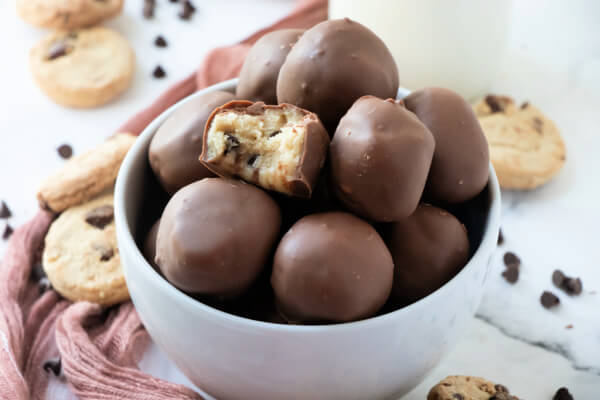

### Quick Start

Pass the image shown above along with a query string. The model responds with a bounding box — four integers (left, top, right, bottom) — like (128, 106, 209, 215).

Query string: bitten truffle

(200, 101, 330, 197)
(271, 212, 394, 323)
(156, 178, 281, 298)
(276, 18, 399, 130)
(149, 90, 236, 194)
(236, 29, 305, 104)
(404, 88, 490, 203)
(384, 203, 469, 304)
(329, 96, 435, 221)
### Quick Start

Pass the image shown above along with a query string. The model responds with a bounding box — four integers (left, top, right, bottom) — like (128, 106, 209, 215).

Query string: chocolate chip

(520, 101, 529, 109)
(57, 144, 73, 159)
(497, 229, 504, 245)
(143, 0, 155, 18)
(541, 291, 560, 309)
(503, 251, 520, 269)
(178, 0, 196, 20)
(451, 394, 464, 400)
(169, 0, 178, 2)
(502, 266, 519, 284)
(43, 357, 61, 377)
(442, 383, 452, 387)
(553, 269, 566, 286)
(39, 277, 52, 294)
(490, 393, 516, 400)
(85, 205, 114, 229)
(485, 95, 504, 113)
(3, 224, 13, 240)
(0, 201, 11, 219)
(247, 155, 258, 166)
(553, 269, 583, 296)
(47, 41, 70, 60)
(153, 65, 166, 79)
(553, 387, 574, 400)
(494, 384, 509, 393)
(154, 35, 168, 48)
(270, 130, 282, 137)
(93, 244, 115, 261)
(533, 117, 544, 134)
(224, 134, 240, 154)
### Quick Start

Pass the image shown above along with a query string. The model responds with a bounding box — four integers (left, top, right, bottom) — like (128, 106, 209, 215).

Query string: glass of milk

(329, 0, 511, 100)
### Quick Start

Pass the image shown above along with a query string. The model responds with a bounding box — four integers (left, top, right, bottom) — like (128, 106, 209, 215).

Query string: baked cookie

(37, 133, 135, 213)
(30, 27, 135, 108)
(428, 375, 519, 400)
(474, 95, 566, 189)
(43, 192, 129, 306)
(17, 0, 124, 30)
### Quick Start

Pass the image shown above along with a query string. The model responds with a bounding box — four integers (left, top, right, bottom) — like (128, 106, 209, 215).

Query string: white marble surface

(1, 0, 600, 398)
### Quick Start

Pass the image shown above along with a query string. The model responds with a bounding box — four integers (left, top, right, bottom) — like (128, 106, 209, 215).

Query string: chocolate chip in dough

(43, 357, 61, 377)
(485, 95, 505, 113)
(451, 394, 464, 400)
(224, 134, 240, 154)
(178, 0, 196, 20)
(553, 387, 574, 400)
(93, 243, 115, 261)
(494, 384, 509, 393)
(57, 144, 73, 159)
(247, 154, 258, 166)
(154, 35, 168, 48)
(0, 201, 11, 219)
(541, 291, 560, 309)
(520, 101, 529, 109)
(85, 205, 114, 229)
(47, 41, 71, 60)
(153, 65, 166, 79)
(2, 224, 13, 240)
(503, 251, 520, 269)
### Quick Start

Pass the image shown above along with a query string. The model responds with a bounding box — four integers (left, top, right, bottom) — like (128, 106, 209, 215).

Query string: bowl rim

(115, 78, 502, 333)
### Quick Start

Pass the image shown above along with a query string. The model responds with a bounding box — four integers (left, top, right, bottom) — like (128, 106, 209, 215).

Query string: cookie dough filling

(202, 101, 329, 197)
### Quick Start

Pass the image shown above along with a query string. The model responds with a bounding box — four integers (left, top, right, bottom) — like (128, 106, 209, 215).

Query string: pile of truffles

(144, 18, 490, 324)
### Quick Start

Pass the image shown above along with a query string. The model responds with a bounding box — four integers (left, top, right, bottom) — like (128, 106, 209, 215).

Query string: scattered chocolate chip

(247, 154, 258, 166)
(541, 291, 560, 309)
(154, 35, 168, 48)
(553, 387, 574, 400)
(57, 144, 73, 159)
(38, 277, 52, 294)
(3, 224, 13, 240)
(451, 394, 464, 400)
(270, 130, 282, 137)
(143, 0, 155, 18)
(224, 134, 240, 154)
(0, 201, 11, 219)
(520, 101, 529, 109)
(494, 384, 509, 393)
(503, 251, 520, 269)
(565, 324, 573, 329)
(93, 243, 115, 261)
(153, 65, 166, 79)
(47, 41, 70, 60)
(43, 357, 61, 377)
(485, 95, 504, 113)
(497, 229, 504, 245)
(85, 205, 114, 229)
(502, 266, 519, 284)
(490, 393, 516, 400)
(553, 269, 583, 295)
(169, 0, 178, 2)
(178, 0, 196, 20)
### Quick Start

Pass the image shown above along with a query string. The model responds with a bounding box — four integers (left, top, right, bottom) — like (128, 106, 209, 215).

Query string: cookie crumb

(565, 324, 573, 329)
(43, 357, 61, 377)
(57, 144, 73, 159)
(553, 387, 573, 400)
(3, 224, 13, 240)
(0, 201, 11, 219)
(154, 35, 168, 48)
(153, 65, 166, 79)
(541, 291, 560, 309)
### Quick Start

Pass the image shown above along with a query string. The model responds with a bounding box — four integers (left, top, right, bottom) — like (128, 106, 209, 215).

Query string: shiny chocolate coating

(156, 178, 281, 298)
(276, 19, 399, 130)
(237, 29, 305, 104)
(384, 203, 469, 304)
(330, 96, 435, 222)
(271, 212, 393, 323)
(149, 90, 236, 194)
(143, 219, 160, 271)
(404, 88, 489, 203)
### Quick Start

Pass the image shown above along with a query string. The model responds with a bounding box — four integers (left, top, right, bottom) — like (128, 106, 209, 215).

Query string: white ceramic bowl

(115, 79, 501, 400)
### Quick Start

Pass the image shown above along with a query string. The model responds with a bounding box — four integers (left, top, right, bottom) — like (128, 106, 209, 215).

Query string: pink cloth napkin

(0, 1, 326, 399)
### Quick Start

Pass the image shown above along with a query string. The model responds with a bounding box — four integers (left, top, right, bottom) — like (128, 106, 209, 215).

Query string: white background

(1, 0, 600, 399)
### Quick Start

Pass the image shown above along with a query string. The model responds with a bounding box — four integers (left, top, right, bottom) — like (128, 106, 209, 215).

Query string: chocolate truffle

(329, 96, 435, 222)
(236, 29, 305, 104)
(271, 212, 393, 323)
(276, 18, 399, 130)
(201, 101, 329, 197)
(143, 219, 160, 271)
(149, 90, 236, 194)
(156, 178, 281, 298)
(384, 203, 469, 304)
(404, 88, 489, 203)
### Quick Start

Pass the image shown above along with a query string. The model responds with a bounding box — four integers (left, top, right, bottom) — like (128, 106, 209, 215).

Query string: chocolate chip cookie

(428, 375, 519, 400)
(42, 191, 129, 306)
(17, 0, 124, 30)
